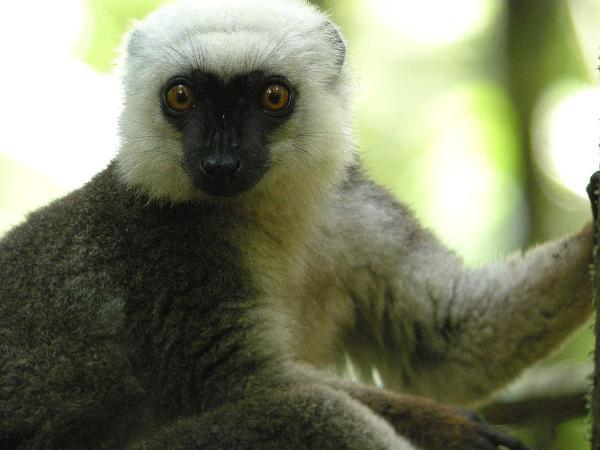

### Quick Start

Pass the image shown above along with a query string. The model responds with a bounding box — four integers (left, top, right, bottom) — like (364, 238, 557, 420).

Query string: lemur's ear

(125, 26, 145, 57)
(323, 21, 346, 69)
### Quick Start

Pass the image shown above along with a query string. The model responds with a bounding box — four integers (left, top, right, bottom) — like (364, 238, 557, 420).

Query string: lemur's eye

(260, 83, 291, 113)
(165, 83, 195, 113)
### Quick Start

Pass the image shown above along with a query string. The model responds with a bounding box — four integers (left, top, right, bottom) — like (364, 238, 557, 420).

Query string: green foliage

(79, 0, 170, 72)
(0, 155, 67, 236)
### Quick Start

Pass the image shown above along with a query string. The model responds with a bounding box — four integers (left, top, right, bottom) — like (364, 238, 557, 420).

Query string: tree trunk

(593, 216, 600, 448)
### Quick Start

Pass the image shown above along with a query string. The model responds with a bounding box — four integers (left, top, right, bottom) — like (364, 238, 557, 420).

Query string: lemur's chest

(110, 208, 264, 415)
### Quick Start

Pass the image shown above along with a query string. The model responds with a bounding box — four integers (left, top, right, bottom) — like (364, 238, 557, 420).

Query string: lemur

(0, 0, 595, 448)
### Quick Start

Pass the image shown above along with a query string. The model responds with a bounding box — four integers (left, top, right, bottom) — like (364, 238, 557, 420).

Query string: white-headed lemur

(0, 0, 595, 449)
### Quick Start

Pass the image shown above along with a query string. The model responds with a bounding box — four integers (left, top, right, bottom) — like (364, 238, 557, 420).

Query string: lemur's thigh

(0, 337, 145, 449)
(128, 384, 416, 450)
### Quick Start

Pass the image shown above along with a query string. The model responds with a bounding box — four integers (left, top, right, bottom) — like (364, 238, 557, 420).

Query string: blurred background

(0, 0, 598, 448)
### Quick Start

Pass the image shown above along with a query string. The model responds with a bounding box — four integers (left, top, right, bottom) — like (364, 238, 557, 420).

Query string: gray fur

(296, 170, 593, 404)
(0, 0, 593, 448)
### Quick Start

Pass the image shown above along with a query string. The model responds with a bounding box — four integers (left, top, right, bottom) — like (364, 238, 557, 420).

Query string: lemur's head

(117, 0, 355, 204)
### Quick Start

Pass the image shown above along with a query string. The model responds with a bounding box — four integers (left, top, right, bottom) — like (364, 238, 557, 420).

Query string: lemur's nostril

(201, 158, 241, 178)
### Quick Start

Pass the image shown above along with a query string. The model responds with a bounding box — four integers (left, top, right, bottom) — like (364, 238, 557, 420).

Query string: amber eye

(165, 83, 195, 113)
(260, 83, 291, 113)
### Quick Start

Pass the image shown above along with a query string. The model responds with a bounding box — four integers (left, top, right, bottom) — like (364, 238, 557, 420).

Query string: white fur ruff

(117, 0, 355, 206)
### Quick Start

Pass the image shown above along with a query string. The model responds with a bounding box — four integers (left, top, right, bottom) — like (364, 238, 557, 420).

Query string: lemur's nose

(201, 158, 241, 179)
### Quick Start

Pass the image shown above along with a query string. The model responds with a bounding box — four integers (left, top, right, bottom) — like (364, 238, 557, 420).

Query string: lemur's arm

(322, 171, 593, 405)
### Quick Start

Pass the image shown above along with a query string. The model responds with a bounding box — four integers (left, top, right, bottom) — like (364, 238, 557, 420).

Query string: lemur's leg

(127, 384, 416, 450)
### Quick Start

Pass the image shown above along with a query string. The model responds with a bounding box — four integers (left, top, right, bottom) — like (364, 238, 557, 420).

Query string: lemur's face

(117, 0, 354, 203)
(159, 71, 294, 197)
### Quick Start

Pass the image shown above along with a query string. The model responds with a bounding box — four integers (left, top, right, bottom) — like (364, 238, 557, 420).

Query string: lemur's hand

(455, 409, 528, 450)
(587, 171, 599, 221)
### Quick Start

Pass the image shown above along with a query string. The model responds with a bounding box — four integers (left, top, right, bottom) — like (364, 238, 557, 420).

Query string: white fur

(117, 0, 354, 207)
